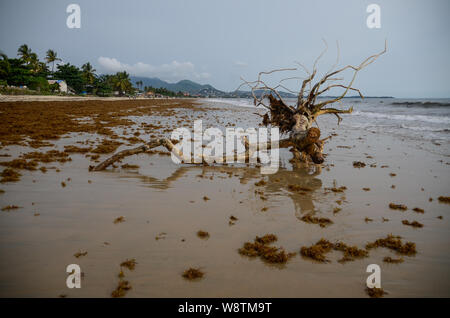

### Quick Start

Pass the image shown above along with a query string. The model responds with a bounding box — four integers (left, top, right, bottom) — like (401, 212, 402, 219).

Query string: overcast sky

(1, 0, 449, 97)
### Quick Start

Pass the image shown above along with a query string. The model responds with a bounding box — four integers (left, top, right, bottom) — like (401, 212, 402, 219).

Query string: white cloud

(97, 57, 210, 82)
(234, 61, 248, 67)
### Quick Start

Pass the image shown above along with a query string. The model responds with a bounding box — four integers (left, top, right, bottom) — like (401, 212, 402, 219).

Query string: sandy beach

(0, 96, 449, 297)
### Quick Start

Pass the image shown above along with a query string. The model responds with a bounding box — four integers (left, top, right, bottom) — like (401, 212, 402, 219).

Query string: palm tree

(45, 49, 61, 73)
(113, 71, 132, 95)
(136, 80, 143, 91)
(29, 52, 40, 73)
(0, 52, 11, 82)
(17, 44, 32, 64)
(81, 62, 96, 85)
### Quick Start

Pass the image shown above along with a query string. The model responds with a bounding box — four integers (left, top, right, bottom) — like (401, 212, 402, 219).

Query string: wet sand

(0, 97, 449, 297)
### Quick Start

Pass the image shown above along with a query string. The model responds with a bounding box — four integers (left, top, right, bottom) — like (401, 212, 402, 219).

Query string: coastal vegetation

(0, 44, 136, 96)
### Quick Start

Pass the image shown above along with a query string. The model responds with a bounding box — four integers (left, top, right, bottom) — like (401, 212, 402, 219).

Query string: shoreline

(0, 97, 448, 297)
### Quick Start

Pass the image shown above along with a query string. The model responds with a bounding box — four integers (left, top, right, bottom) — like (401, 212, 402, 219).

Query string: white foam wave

(400, 124, 450, 132)
(205, 98, 255, 108)
(351, 111, 450, 124)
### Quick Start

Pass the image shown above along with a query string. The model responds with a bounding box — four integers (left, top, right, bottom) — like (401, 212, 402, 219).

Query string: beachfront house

(47, 79, 69, 93)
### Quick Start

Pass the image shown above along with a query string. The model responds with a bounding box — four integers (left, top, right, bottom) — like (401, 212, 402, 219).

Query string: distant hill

(130, 76, 226, 96)
(130, 76, 297, 98)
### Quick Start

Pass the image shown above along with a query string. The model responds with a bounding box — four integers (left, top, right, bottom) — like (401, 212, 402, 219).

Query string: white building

(48, 80, 69, 93)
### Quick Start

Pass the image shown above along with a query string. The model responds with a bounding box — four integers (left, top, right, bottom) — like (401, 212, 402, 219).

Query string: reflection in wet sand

(118, 158, 323, 220)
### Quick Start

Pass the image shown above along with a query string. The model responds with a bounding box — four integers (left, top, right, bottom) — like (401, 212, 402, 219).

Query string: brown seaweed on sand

(1, 205, 20, 211)
(383, 256, 404, 264)
(255, 179, 267, 186)
(239, 234, 295, 264)
(111, 280, 132, 298)
(197, 230, 210, 239)
(402, 220, 423, 228)
(229, 215, 238, 225)
(22, 150, 71, 163)
(300, 239, 368, 263)
(301, 214, 333, 227)
(114, 216, 125, 224)
(121, 164, 139, 169)
(366, 287, 386, 298)
(389, 203, 407, 211)
(182, 268, 204, 280)
(300, 239, 334, 263)
(366, 234, 416, 256)
(288, 184, 312, 192)
(0, 168, 21, 182)
(438, 196, 450, 203)
(120, 258, 137, 270)
(74, 251, 88, 258)
(325, 186, 347, 193)
(64, 145, 92, 153)
(353, 161, 366, 168)
(0, 159, 38, 171)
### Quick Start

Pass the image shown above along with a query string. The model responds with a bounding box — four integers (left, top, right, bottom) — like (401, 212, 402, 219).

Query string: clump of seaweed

(91, 139, 123, 154)
(300, 239, 334, 263)
(412, 207, 424, 213)
(1, 205, 20, 211)
(1, 168, 21, 182)
(0, 159, 38, 171)
(155, 232, 167, 240)
(255, 179, 267, 186)
(22, 150, 71, 163)
(301, 239, 369, 263)
(114, 216, 125, 224)
(301, 214, 333, 228)
(366, 234, 416, 256)
(389, 203, 407, 211)
(239, 234, 295, 264)
(325, 186, 347, 193)
(111, 280, 132, 297)
(364, 217, 373, 223)
(229, 215, 238, 225)
(182, 268, 204, 280)
(366, 287, 386, 298)
(74, 251, 88, 258)
(197, 230, 210, 239)
(383, 256, 404, 264)
(333, 207, 341, 214)
(64, 145, 92, 153)
(402, 220, 423, 228)
(121, 164, 139, 169)
(353, 161, 366, 168)
(120, 258, 137, 270)
(438, 196, 450, 203)
(288, 184, 312, 192)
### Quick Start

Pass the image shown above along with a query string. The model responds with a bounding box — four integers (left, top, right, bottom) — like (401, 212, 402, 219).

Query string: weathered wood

(90, 139, 166, 171)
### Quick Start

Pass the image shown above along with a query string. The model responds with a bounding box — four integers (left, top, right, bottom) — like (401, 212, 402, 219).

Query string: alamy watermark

(66, 4, 81, 29)
(66, 264, 81, 288)
(366, 264, 381, 288)
(170, 120, 280, 174)
(366, 4, 381, 29)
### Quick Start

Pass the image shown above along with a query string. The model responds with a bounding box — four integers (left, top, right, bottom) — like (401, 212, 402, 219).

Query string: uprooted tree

(91, 41, 386, 171)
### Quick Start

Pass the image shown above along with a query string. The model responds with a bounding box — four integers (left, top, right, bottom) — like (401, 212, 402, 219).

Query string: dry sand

(0, 96, 449, 297)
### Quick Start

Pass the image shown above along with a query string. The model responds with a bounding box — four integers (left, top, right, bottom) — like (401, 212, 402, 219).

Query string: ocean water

(206, 97, 450, 154)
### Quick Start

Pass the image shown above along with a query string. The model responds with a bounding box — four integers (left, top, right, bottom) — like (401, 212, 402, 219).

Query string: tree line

(0, 44, 135, 96)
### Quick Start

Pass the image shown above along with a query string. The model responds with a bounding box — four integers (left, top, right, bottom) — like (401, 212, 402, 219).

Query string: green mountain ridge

(130, 76, 297, 98)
